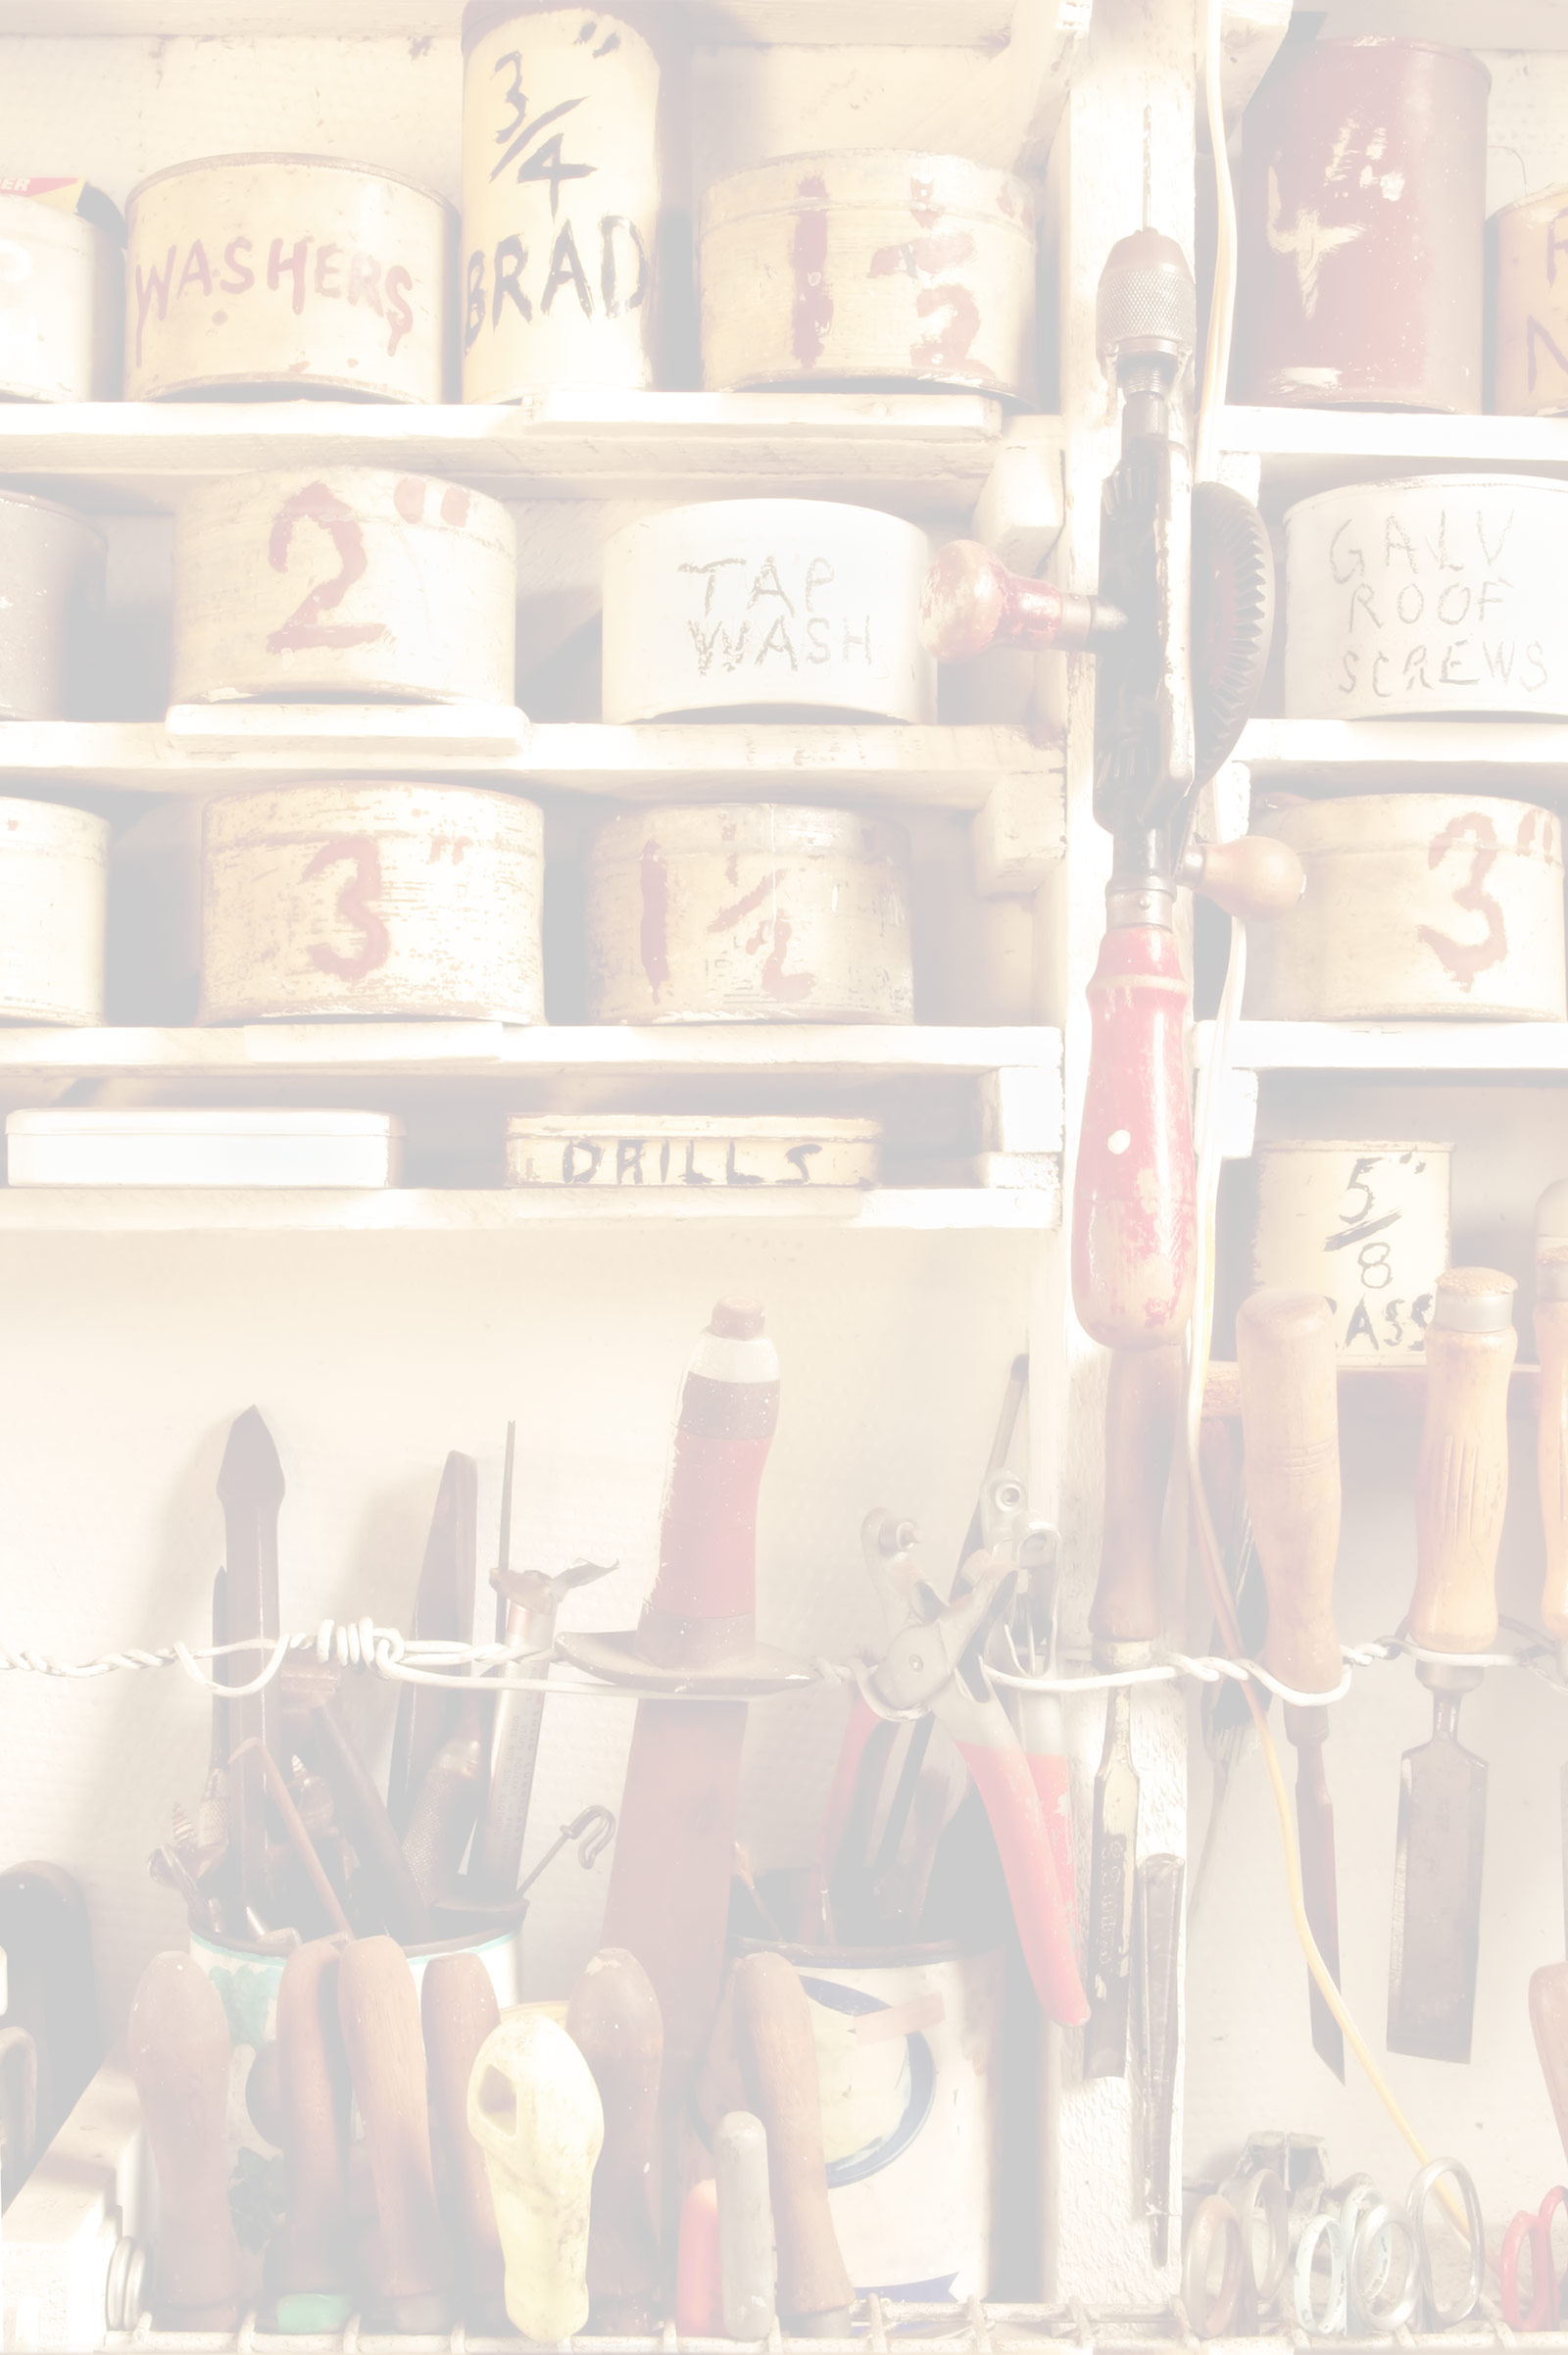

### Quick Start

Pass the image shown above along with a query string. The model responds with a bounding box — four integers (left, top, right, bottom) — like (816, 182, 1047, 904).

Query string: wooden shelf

(1237, 717, 1568, 796)
(1198, 1019, 1568, 1078)
(1204, 1359, 1544, 1421)
(2, 716, 1061, 817)
(0, 395, 1008, 515)
(1221, 407, 1568, 504)
(0, 1022, 1058, 1083)
(0, 0, 1030, 40)
(0, 1184, 1057, 1233)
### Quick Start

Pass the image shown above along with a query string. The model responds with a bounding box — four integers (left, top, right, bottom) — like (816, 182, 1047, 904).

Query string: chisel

(1085, 1344, 1181, 2078)
(126, 1952, 241, 2331)
(387, 1452, 477, 1834)
(1237, 1290, 1346, 2079)
(565, 1946, 664, 2330)
(216, 1407, 285, 1921)
(1531, 1250, 1568, 2156)
(1388, 1267, 1516, 2063)
(1137, 1853, 1184, 2268)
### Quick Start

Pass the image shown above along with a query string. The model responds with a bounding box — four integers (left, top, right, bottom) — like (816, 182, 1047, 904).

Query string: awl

(1085, 1344, 1181, 2077)
(216, 1408, 286, 1922)
(1237, 1289, 1346, 2078)
(1388, 1267, 1516, 2063)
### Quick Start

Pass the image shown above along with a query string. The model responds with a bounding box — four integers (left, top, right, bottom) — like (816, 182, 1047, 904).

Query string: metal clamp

(1182, 2194, 1245, 2337)
(1407, 2155, 1485, 2327)
(1293, 2212, 1348, 2335)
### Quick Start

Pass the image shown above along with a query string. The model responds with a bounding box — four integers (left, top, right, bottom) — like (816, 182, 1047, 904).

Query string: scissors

(808, 1507, 1087, 2026)
(1501, 2186, 1568, 2328)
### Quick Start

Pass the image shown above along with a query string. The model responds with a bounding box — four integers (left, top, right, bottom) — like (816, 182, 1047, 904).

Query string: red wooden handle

(956, 1741, 1088, 2026)
(1071, 922, 1196, 1349)
(1026, 1751, 1078, 1946)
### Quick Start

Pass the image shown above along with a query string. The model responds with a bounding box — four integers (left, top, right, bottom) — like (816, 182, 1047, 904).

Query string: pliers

(810, 1507, 1088, 2027)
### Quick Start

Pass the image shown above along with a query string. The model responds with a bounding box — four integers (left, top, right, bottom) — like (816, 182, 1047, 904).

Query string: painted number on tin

(1324, 1151, 1433, 1355)
(303, 835, 392, 981)
(267, 483, 388, 658)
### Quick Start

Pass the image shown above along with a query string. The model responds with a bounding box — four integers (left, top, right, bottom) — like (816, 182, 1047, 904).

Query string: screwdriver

(1085, 1344, 1181, 2079)
(1388, 1267, 1516, 2064)
(1236, 1290, 1345, 2079)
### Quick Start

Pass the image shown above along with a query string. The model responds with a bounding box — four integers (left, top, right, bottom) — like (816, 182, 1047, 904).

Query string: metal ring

(1539, 2185, 1568, 2329)
(1349, 2202, 1422, 2332)
(1293, 2211, 1348, 2335)
(1407, 2155, 1485, 2327)
(1183, 2194, 1245, 2338)
(1218, 2168, 1291, 2309)
(1329, 2173, 1379, 2254)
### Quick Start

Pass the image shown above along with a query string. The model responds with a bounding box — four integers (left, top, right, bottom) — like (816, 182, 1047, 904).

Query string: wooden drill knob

(1184, 834, 1305, 922)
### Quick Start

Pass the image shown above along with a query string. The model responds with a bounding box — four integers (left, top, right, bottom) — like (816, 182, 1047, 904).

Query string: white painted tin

(190, 1921, 520, 2295)
(461, 4, 660, 401)
(601, 500, 935, 723)
(0, 490, 106, 720)
(171, 468, 517, 706)
(6, 1107, 405, 1188)
(1244, 794, 1566, 1021)
(200, 783, 545, 1024)
(1283, 475, 1568, 717)
(507, 1112, 881, 1187)
(1493, 185, 1568, 417)
(124, 154, 452, 402)
(584, 804, 913, 1023)
(1250, 1141, 1451, 1359)
(0, 799, 108, 1025)
(0, 191, 122, 401)
(731, 1943, 1002, 2299)
(700, 150, 1036, 400)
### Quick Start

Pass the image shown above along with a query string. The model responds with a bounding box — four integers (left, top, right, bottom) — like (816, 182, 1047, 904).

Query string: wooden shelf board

(1238, 717, 1568, 794)
(2, 717, 1061, 815)
(1220, 407, 1568, 503)
(0, 395, 1008, 515)
(0, 0, 1024, 41)
(1200, 1019, 1568, 1077)
(0, 1184, 1057, 1233)
(1204, 1359, 1543, 1421)
(0, 1022, 1060, 1082)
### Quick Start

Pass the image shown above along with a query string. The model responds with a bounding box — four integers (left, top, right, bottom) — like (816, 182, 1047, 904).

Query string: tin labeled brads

(171, 468, 517, 706)
(1250, 1141, 1451, 1358)
(700, 150, 1036, 399)
(200, 783, 545, 1023)
(124, 154, 452, 401)
(461, 4, 661, 399)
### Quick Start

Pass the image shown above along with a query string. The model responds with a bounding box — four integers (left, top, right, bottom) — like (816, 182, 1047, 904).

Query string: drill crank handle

(919, 541, 1127, 662)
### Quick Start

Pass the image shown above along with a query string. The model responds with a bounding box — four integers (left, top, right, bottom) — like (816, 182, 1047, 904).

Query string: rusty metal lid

(125, 151, 453, 218)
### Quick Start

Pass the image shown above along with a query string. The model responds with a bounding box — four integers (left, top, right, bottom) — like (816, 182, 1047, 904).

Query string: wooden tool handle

(126, 1952, 241, 2330)
(298, 1692, 433, 1943)
(1536, 1251, 1568, 1642)
(276, 1937, 352, 2298)
(1411, 1268, 1517, 1652)
(1072, 923, 1196, 1349)
(1090, 1345, 1182, 1644)
(734, 1952, 853, 2329)
(402, 1719, 484, 1903)
(1236, 1290, 1343, 1694)
(1531, 1963, 1568, 2168)
(421, 1952, 503, 2323)
(565, 1947, 663, 2327)
(1184, 835, 1304, 922)
(336, 1935, 451, 2330)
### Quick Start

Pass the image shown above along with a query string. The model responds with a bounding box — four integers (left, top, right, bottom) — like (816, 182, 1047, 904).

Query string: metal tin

(124, 154, 452, 402)
(729, 1943, 1003, 2300)
(1235, 40, 1490, 411)
(1283, 476, 1568, 719)
(699, 150, 1036, 399)
(0, 798, 108, 1025)
(6, 1107, 406, 1187)
(584, 803, 913, 1024)
(1493, 183, 1568, 416)
(200, 782, 545, 1024)
(1250, 1141, 1451, 1358)
(1244, 793, 1566, 1021)
(601, 499, 935, 723)
(461, 5, 660, 401)
(0, 190, 122, 401)
(171, 468, 517, 705)
(507, 1112, 882, 1187)
(0, 490, 105, 721)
